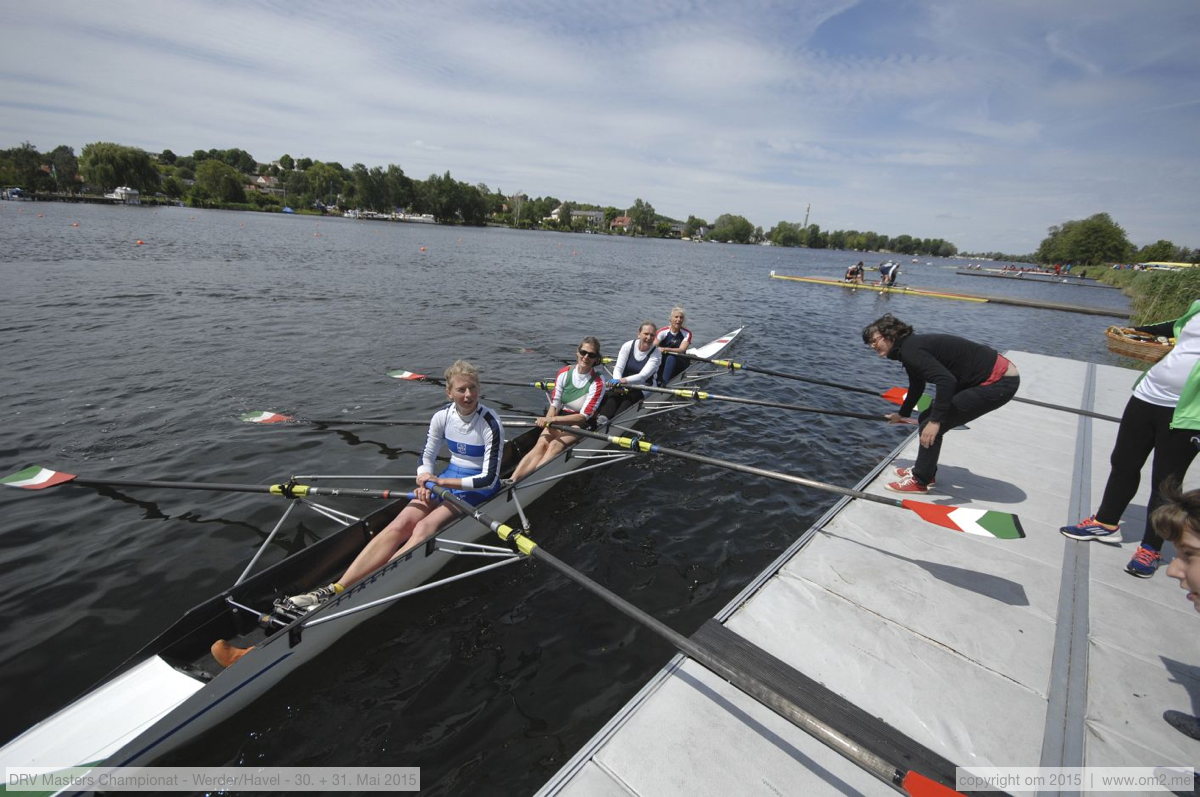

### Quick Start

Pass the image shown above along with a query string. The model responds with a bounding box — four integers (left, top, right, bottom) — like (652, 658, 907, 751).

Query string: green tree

(48, 145, 78, 193)
(767, 221, 803, 247)
(628, 198, 656, 235)
(1036, 213, 1132, 265)
(684, 215, 709, 238)
(278, 154, 294, 171)
(711, 213, 754, 243)
(79, 142, 160, 191)
(1136, 240, 1181, 263)
(296, 157, 313, 170)
(159, 149, 177, 165)
(191, 159, 246, 204)
(558, 201, 573, 230)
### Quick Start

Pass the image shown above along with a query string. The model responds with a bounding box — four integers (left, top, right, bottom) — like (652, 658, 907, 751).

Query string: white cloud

(1, 0, 1197, 252)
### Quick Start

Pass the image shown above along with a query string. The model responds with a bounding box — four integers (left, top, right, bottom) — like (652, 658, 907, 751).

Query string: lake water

(0, 201, 1136, 793)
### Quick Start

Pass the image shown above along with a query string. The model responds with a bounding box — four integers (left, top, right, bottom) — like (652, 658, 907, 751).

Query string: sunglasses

(578, 348, 600, 359)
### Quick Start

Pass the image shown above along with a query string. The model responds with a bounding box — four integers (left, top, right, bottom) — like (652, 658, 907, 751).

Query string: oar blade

(901, 500, 1025, 540)
(387, 369, 428, 381)
(1, 465, 78, 490)
(239, 411, 294, 424)
(900, 770, 964, 797)
(882, 388, 933, 412)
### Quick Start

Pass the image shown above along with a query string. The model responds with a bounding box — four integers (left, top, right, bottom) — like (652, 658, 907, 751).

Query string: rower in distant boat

(656, 307, 693, 384)
(509, 337, 606, 483)
(598, 321, 662, 419)
(878, 261, 900, 287)
(844, 261, 865, 284)
(279, 360, 504, 612)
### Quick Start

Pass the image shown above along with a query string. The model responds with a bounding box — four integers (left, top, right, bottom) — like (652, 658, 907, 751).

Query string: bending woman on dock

(862, 314, 1020, 494)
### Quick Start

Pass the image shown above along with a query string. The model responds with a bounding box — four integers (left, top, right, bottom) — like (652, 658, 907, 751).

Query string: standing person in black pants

(862, 314, 1021, 494)
(1061, 299, 1200, 577)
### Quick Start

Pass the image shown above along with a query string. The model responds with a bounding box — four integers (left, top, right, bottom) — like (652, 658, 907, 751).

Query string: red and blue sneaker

(1059, 515, 1120, 542)
(1125, 545, 1161, 578)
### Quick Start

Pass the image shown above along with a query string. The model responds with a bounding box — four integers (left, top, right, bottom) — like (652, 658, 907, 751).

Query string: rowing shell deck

(770, 271, 1131, 319)
(539, 351, 1198, 795)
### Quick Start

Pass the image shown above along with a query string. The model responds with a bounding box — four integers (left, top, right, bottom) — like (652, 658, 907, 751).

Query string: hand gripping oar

(0, 465, 411, 500)
(426, 483, 962, 797)
(625, 383, 892, 422)
(549, 425, 1024, 540)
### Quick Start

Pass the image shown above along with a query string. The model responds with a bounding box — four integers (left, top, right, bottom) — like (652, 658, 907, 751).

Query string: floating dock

(538, 352, 1197, 795)
(770, 272, 1131, 319)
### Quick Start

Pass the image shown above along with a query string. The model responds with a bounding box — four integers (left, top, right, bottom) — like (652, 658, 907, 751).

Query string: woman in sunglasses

(510, 336, 606, 483)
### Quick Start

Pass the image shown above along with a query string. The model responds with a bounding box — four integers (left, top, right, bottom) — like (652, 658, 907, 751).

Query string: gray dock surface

(538, 351, 1198, 796)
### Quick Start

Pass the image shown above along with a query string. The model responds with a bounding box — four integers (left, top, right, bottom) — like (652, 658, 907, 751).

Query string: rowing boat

(1105, 325, 1172, 362)
(0, 328, 743, 779)
(768, 271, 987, 303)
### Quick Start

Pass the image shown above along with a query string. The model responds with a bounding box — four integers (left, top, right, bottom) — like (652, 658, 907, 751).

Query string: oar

(879, 388, 1120, 423)
(680, 352, 1120, 423)
(387, 369, 553, 391)
(426, 483, 962, 797)
(0, 465, 411, 500)
(240, 411, 434, 426)
(623, 383, 891, 422)
(239, 411, 533, 427)
(547, 425, 1024, 540)
(680, 352, 886, 398)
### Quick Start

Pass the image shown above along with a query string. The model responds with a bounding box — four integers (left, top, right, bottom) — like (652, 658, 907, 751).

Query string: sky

(2, 0, 1198, 253)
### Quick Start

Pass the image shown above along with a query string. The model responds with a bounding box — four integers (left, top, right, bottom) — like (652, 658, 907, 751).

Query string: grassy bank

(1075, 266, 1200, 324)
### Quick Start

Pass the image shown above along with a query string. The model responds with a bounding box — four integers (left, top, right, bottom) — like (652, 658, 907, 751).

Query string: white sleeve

(612, 340, 633, 379)
(420, 408, 446, 475)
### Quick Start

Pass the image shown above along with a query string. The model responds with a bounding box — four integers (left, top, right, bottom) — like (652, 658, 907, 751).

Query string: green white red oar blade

(387, 369, 428, 381)
(1, 465, 79, 490)
(239, 411, 294, 424)
(900, 499, 1025, 540)
(882, 387, 933, 412)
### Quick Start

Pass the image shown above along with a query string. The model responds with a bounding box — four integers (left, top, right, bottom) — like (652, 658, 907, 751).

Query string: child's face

(1166, 527, 1200, 614)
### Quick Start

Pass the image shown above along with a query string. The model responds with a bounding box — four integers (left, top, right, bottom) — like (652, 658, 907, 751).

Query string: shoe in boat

(1059, 515, 1120, 542)
(1125, 545, 1161, 578)
(281, 582, 344, 611)
(211, 639, 254, 668)
(893, 467, 934, 487)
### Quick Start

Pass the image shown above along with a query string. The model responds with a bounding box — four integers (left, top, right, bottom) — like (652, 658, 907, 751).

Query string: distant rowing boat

(769, 271, 986, 303)
(1105, 326, 1172, 362)
(769, 271, 1130, 318)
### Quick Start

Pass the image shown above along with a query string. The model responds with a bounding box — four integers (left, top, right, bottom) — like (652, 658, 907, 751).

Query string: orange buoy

(70, 222, 79, 227)
(419, 246, 427, 252)
(135, 240, 144, 245)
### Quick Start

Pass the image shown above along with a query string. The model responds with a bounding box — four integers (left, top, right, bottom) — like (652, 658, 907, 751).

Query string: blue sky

(2, 0, 1197, 253)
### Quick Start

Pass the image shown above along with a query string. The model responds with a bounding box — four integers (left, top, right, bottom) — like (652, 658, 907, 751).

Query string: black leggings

(1096, 396, 1199, 550)
(913, 375, 1020, 484)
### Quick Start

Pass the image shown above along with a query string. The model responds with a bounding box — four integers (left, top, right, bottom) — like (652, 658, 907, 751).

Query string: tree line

(962, 213, 1198, 266)
(7, 140, 1191, 261)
